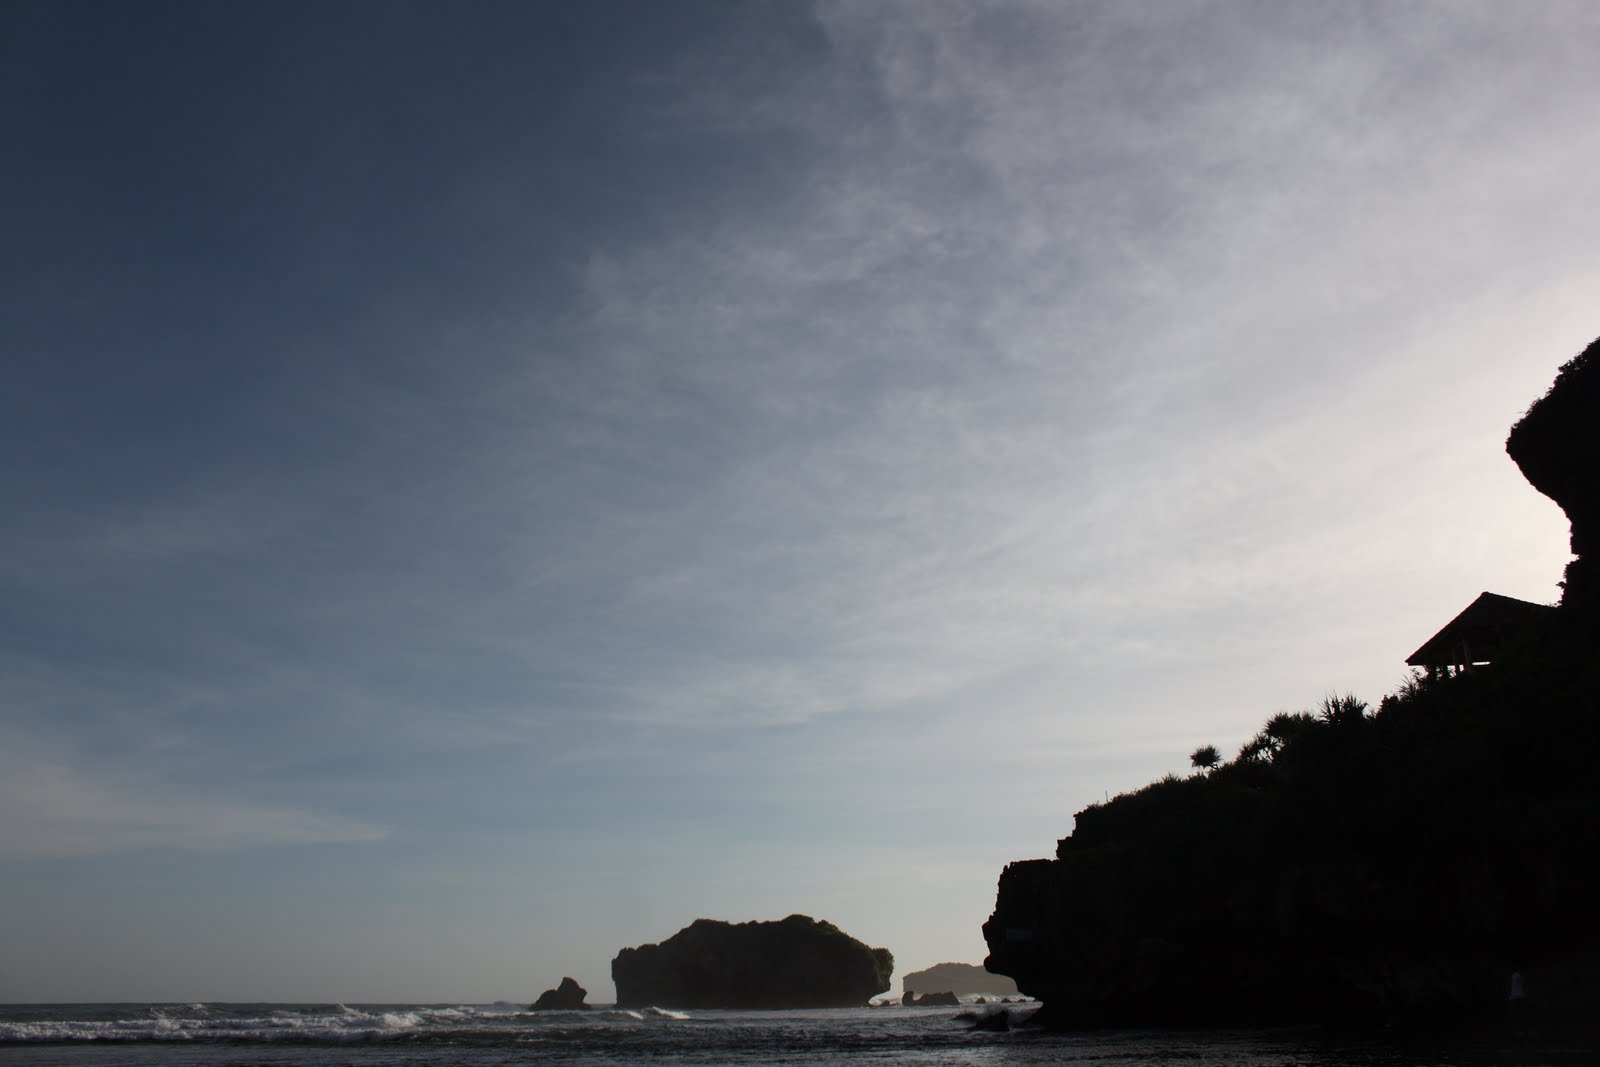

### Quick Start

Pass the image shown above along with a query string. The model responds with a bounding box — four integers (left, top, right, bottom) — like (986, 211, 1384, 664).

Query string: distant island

(902, 962, 1017, 997)
(984, 337, 1600, 1028)
(612, 915, 894, 1009)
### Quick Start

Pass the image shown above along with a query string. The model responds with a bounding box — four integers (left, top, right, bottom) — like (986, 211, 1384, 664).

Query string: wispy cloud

(391, 1, 1581, 735)
(5, 3, 1583, 752)
(0, 737, 388, 860)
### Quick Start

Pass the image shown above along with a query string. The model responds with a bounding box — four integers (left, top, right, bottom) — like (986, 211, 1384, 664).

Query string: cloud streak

(0, 739, 388, 860)
(390, 1, 1583, 734)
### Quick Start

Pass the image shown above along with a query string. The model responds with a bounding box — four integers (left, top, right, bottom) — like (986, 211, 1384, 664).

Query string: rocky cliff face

(985, 666, 1600, 1026)
(611, 915, 893, 1009)
(983, 342, 1600, 1028)
(1506, 336, 1600, 610)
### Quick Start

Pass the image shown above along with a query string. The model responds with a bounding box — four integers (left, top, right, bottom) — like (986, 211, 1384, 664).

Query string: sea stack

(902, 962, 1018, 997)
(612, 915, 893, 1009)
(529, 977, 589, 1010)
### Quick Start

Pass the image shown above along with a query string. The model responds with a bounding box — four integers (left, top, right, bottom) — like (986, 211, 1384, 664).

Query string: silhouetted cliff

(984, 340, 1600, 1029)
(1507, 336, 1600, 610)
(612, 915, 893, 1009)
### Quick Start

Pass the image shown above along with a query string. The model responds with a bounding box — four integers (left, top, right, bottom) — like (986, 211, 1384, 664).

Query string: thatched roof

(1405, 592, 1554, 669)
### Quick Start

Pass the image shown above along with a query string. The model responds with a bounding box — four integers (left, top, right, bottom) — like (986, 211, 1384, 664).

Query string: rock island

(612, 914, 893, 1009)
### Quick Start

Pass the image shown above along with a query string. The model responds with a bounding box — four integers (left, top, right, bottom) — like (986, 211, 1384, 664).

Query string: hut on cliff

(1405, 591, 1554, 675)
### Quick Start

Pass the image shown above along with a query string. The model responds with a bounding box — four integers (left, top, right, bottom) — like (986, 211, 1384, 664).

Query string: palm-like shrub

(1318, 692, 1368, 727)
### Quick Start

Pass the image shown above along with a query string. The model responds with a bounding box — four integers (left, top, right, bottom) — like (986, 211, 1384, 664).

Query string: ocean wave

(0, 1006, 428, 1045)
(0, 1002, 695, 1046)
(638, 1007, 691, 1020)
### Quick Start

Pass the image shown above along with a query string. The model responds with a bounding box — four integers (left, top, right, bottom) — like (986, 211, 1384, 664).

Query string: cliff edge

(1506, 335, 1600, 610)
(984, 338, 1600, 1028)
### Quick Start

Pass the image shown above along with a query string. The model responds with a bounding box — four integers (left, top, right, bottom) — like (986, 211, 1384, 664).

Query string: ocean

(0, 1001, 1590, 1066)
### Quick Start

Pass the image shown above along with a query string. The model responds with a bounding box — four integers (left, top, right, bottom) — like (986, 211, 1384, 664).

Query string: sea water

(0, 1001, 1590, 1066)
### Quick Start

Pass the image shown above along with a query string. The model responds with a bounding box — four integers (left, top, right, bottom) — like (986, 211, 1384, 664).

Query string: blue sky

(2, 0, 1594, 1002)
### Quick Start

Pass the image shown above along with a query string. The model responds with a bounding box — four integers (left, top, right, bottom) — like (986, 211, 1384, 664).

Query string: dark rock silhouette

(984, 340, 1600, 1029)
(529, 977, 589, 1010)
(1506, 336, 1600, 610)
(902, 961, 1017, 996)
(611, 915, 893, 1009)
(902, 989, 960, 1006)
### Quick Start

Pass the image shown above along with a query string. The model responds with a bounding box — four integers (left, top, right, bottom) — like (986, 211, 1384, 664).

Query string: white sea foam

(640, 1007, 691, 1020)
(0, 1005, 442, 1044)
(590, 1006, 692, 1022)
(0, 1002, 699, 1046)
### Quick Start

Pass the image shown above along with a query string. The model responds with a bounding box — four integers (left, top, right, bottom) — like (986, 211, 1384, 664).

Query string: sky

(1, 0, 1595, 1004)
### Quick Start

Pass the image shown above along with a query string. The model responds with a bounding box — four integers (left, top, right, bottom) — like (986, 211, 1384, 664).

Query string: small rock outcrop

(1507, 336, 1600, 610)
(902, 962, 1017, 997)
(612, 915, 893, 1009)
(901, 989, 960, 1006)
(530, 977, 589, 1011)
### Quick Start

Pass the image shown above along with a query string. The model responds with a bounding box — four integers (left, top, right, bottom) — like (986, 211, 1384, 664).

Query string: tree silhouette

(1190, 744, 1220, 773)
(1318, 692, 1368, 727)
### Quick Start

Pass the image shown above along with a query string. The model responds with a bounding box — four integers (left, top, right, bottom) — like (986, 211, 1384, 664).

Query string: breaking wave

(0, 1002, 693, 1045)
